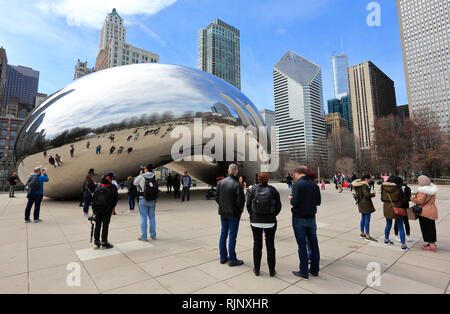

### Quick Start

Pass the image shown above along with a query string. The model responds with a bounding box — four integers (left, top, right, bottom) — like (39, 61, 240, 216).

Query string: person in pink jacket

(411, 175, 438, 252)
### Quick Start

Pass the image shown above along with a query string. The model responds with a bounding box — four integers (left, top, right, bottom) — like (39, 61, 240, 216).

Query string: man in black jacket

(215, 164, 245, 266)
(289, 166, 321, 279)
(9, 172, 19, 198)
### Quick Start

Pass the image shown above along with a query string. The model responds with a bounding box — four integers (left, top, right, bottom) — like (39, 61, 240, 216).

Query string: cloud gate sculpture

(14, 64, 273, 199)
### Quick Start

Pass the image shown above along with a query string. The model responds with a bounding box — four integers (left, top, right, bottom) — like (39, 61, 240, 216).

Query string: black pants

(182, 187, 190, 201)
(418, 216, 437, 243)
(251, 224, 277, 274)
(24, 194, 43, 221)
(94, 210, 112, 244)
(395, 215, 410, 236)
(174, 188, 180, 199)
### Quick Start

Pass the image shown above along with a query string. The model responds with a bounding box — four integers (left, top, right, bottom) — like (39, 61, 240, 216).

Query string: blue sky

(0, 0, 407, 112)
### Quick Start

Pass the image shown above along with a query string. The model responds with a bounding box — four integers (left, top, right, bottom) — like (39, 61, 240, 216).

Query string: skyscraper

(198, 19, 241, 89)
(3, 65, 39, 107)
(260, 109, 275, 128)
(327, 94, 353, 133)
(332, 54, 350, 98)
(348, 61, 397, 151)
(0, 47, 7, 107)
(397, 0, 449, 132)
(273, 51, 327, 161)
(98, 8, 126, 52)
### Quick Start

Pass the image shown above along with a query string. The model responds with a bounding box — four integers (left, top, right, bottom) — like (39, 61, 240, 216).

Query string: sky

(0, 0, 408, 112)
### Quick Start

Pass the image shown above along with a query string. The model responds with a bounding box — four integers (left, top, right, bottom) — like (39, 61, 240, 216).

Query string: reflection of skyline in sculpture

(14, 64, 269, 199)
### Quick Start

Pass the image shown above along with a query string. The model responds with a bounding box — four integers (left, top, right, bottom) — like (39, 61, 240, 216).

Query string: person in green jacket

(352, 175, 377, 242)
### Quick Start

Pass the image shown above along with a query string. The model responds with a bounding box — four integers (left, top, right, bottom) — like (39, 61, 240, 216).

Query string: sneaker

(360, 233, 366, 239)
(93, 244, 101, 250)
(24, 220, 31, 223)
(151, 236, 157, 240)
(220, 259, 228, 265)
(253, 269, 260, 276)
(138, 237, 147, 242)
(401, 246, 409, 252)
(33, 219, 42, 223)
(384, 240, 394, 246)
(229, 260, 244, 267)
(395, 236, 401, 242)
(365, 236, 378, 243)
(101, 243, 114, 250)
(292, 271, 309, 280)
(406, 236, 413, 242)
(270, 270, 276, 277)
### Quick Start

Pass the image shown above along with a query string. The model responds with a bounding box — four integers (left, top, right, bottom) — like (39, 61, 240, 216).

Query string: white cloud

(35, 0, 178, 29)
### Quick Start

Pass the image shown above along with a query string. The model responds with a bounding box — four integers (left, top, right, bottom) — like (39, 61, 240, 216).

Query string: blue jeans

(25, 193, 43, 221)
(360, 214, 371, 234)
(139, 199, 156, 240)
(219, 216, 240, 262)
(128, 195, 135, 210)
(292, 217, 320, 277)
(385, 218, 405, 245)
(83, 195, 91, 214)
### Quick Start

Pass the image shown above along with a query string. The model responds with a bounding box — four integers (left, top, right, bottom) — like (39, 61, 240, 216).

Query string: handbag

(410, 195, 432, 216)
(387, 192, 407, 217)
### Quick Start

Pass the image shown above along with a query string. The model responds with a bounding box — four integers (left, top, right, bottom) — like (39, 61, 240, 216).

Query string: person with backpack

(9, 172, 19, 198)
(216, 164, 245, 267)
(381, 176, 409, 252)
(246, 172, 282, 277)
(289, 166, 321, 279)
(92, 174, 118, 250)
(24, 167, 49, 223)
(352, 175, 377, 242)
(126, 176, 138, 213)
(181, 171, 192, 202)
(134, 164, 159, 241)
(82, 174, 96, 218)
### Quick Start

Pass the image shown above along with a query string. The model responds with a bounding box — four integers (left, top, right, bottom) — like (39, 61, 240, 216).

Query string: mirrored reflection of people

(181, 171, 192, 202)
(127, 147, 133, 154)
(82, 174, 96, 218)
(9, 172, 19, 198)
(55, 154, 63, 166)
(216, 164, 245, 267)
(109, 146, 116, 155)
(70, 145, 75, 158)
(173, 174, 181, 199)
(86, 141, 91, 149)
(166, 173, 173, 193)
(92, 174, 117, 250)
(96, 145, 102, 155)
(24, 167, 49, 223)
(246, 172, 282, 277)
(48, 155, 56, 168)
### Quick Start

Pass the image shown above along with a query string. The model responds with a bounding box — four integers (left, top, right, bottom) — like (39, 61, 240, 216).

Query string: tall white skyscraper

(98, 8, 126, 51)
(331, 54, 350, 98)
(273, 51, 327, 161)
(397, 0, 450, 132)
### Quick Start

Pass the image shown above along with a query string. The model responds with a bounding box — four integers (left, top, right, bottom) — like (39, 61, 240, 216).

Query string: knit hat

(418, 175, 431, 186)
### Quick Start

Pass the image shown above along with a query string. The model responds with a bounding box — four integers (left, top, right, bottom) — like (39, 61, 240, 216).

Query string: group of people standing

(165, 172, 192, 202)
(216, 164, 321, 279)
(352, 174, 439, 252)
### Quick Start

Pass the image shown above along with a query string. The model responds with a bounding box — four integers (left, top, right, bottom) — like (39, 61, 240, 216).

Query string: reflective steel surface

(14, 64, 268, 199)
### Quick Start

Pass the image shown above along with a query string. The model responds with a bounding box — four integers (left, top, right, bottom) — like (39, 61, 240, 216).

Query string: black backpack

(252, 186, 275, 215)
(144, 176, 159, 201)
(26, 176, 40, 193)
(92, 186, 113, 214)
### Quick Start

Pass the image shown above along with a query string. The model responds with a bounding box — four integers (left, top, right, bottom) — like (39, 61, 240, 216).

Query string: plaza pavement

(0, 183, 449, 294)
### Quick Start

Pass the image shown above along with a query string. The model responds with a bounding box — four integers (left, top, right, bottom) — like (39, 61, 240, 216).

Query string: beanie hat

(418, 175, 431, 186)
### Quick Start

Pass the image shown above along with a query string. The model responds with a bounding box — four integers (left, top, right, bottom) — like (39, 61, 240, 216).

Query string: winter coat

(215, 175, 245, 218)
(381, 182, 407, 219)
(290, 176, 321, 219)
(411, 184, 438, 221)
(352, 180, 376, 214)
